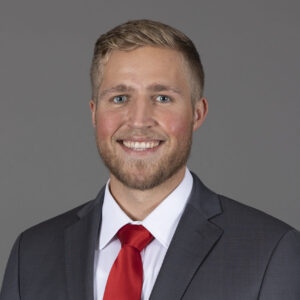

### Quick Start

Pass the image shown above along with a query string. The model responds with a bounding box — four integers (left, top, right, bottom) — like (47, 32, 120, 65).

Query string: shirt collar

(99, 168, 193, 250)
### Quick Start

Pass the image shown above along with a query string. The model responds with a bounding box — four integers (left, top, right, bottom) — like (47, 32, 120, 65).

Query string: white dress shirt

(94, 168, 193, 300)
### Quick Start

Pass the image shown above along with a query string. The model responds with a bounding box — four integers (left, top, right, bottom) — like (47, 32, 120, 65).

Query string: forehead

(107, 46, 183, 62)
(100, 46, 191, 91)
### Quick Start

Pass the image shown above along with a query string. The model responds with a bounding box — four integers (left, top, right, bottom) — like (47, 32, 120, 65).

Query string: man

(1, 19, 299, 300)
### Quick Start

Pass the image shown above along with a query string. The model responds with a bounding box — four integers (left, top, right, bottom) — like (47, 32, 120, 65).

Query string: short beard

(94, 125, 193, 191)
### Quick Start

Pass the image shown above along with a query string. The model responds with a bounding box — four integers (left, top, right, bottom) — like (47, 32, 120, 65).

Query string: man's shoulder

(20, 197, 99, 246)
(211, 194, 297, 249)
(191, 172, 295, 234)
(218, 194, 293, 231)
(21, 186, 105, 239)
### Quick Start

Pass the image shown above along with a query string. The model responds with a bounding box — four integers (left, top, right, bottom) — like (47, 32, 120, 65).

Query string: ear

(89, 100, 96, 128)
(193, 97, 208, 131)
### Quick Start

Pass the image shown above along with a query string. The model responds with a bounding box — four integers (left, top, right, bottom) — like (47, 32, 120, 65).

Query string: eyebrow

(98, 83, 182, 99)
(98, 85, 134, 99)
(147, 83, 182, 95)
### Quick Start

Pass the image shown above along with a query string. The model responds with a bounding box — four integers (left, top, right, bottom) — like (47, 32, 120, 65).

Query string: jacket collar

(149, 172, 223, 300)
(64, 187, 105, 300)
(64, 172, 223, 300)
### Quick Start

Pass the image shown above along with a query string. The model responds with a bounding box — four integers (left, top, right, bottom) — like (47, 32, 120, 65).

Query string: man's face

(90, 46, 207, 190)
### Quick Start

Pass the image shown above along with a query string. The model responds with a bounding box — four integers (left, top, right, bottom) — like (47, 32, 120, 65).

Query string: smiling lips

(121, 140, 161, 151)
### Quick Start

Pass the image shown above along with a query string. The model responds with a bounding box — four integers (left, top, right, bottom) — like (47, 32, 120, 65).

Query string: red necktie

(103, 224, 154, 300)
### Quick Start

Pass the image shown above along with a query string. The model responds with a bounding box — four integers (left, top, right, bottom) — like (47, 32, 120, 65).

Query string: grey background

(1, 0, 299, 283)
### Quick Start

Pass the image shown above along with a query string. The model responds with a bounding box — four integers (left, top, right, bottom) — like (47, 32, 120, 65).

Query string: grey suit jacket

(1, 173, 300, 299)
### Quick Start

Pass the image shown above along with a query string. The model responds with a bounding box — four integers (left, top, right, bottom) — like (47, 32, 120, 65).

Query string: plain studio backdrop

(0, 0, 299, 283)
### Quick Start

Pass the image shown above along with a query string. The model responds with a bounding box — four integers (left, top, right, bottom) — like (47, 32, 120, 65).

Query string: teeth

(122, 140, 160, 151)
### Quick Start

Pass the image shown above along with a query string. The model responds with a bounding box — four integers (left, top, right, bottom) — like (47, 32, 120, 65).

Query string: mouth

(117, 139, 164, 152)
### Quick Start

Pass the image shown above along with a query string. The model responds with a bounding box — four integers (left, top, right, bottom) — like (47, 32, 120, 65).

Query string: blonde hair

(90, 19, 204, 104)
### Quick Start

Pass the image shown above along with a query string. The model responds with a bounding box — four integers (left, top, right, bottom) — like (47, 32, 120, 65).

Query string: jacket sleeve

(0, 234, 22, 300)
(259, 228, 300, 299)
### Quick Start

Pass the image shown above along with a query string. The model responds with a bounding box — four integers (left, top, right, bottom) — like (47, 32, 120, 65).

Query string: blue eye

(113, 95, 127, 103)
(156, 95, 171, 103)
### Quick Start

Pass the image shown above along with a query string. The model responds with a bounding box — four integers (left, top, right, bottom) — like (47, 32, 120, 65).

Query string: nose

(127, 97, 156, 128)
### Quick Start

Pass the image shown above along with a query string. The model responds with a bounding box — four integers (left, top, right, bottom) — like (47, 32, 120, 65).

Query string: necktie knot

(117, 224, 153, 252)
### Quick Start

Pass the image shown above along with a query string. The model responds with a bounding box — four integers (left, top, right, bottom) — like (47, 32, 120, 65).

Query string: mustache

(114, 129, 166, 141)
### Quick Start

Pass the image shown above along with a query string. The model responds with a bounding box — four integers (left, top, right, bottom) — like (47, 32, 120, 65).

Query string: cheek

(161, 112, 193, 139)
(95, 111, 121, 139)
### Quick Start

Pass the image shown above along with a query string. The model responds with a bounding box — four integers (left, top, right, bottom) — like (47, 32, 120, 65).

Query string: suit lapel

(149, 173, 224, 300)
(63, 173, 223, 300)
(64, 188, 105, 300)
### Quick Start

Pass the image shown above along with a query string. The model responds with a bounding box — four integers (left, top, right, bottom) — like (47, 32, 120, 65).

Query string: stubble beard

(94, 125, 193, 191)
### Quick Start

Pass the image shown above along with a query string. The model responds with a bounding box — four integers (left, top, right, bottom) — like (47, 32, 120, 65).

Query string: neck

(109, 167, 186, 221)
